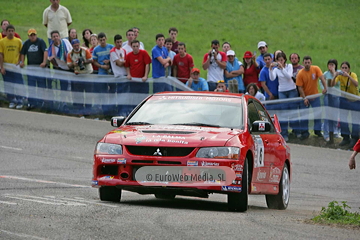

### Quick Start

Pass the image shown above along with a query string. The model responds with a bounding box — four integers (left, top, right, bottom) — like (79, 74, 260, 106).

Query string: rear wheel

(154, 193, 176, 199)
(99, 186, 122, 202)
(266, 164, 290, 210)
(228, 159, 248, 212)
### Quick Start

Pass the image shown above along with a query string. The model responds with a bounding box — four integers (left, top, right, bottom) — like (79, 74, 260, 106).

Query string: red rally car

(92, 92, 291, 212)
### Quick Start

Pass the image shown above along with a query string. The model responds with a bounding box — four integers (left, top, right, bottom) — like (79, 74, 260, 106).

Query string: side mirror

(110, 116, 126, 127)
(251, 120, 271, 132)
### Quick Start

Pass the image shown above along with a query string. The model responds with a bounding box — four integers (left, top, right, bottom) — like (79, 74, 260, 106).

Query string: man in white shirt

(43, 0, 72, 44)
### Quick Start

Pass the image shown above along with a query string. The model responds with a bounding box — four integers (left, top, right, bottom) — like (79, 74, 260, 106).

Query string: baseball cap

(71, 39, 80, 45)
(243, 51, 253, 59)
(191, 68, 200, 74)
(211, 39, 220, 45)
(227, 50, 235, 56)
(257, 41, 267, 49)
(28, 29, 37, 36)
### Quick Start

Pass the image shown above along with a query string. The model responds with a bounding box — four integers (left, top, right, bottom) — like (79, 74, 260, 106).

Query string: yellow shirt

(0, 37, 23, 64)
(335, 72, 359, 96)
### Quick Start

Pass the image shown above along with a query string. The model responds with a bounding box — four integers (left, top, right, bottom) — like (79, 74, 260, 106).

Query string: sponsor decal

(269, 166, 281, 182)
(145, 135, 189, 144)
(273, 186, 277, 191)
(251, 185, 257, 191)
(237, 180, 241, 185)
(101, 158, 116, 163)
(201, 161, 220, 166)
(235, 172, 242, 179)
(136, 135, 146, 144)
(99, 176, 114, 180)
(187, 160, 198, 166)
(256, 170, 267, 181)
(259, 122, 265, 131)
(117, 158, 126, 164)
(231, 163, 243, 171)
(112, 118, 117, 126)
(91, 180, 98, 186)
(252, 135, 264, 168)
(221, 186, 242, 192)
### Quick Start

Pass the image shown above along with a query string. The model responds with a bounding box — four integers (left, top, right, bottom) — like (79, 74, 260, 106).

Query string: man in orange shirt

(296, 56, 327, 140)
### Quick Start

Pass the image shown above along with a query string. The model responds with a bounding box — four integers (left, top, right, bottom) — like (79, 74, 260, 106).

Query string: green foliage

(312, 201, 360, 226)
(1, 0, 360, 79)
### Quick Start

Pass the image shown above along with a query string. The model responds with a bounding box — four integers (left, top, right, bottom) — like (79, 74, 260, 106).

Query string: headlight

(95, 143, 122, 155)
(196, 147, 239, 159)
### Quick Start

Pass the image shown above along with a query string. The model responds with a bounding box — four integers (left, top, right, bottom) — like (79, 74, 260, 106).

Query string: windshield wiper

(126, 122, 152, 125)
(173, 122, 220, 128)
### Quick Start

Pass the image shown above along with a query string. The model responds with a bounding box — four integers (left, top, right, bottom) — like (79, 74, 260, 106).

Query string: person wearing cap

(224, 50, 245, 93)
(0, 24, 23, 109)
(173, 42, 194, 84)
(202, 39, 227, 91)
(67, 38, 93, 74)
(256, 41, 273, 70)
(243, 51, 260, 90)
(1, 20, 21, 39)
(19, 28, 48, 110)
(186, 68, 209, 91)
(66, 38, 93, 115)
(43, 0, 72, 44)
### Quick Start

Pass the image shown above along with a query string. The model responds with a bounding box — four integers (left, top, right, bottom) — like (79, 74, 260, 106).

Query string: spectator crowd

(0, 0, 359, 149)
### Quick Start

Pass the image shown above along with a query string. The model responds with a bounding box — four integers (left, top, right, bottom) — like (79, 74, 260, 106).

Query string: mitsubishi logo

(153, 148, 162, 156)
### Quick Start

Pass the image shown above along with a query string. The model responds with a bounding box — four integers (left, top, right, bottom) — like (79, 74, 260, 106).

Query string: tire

(99, 186, 122, 202)
(266, 164, 290, 210)
(154, 193, 176, 199)
(228, 158, 248, 212)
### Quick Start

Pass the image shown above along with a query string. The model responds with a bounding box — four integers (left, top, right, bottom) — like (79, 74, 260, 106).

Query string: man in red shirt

(125, 40, 151, 82)
(349, 140, 360, 170)
(172, 42, 194, 84)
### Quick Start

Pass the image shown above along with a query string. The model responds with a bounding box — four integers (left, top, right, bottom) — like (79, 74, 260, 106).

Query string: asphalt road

(0, 108, 359, 240)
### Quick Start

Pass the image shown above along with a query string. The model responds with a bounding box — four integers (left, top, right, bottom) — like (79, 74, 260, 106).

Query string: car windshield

(126, 95, 244, 129)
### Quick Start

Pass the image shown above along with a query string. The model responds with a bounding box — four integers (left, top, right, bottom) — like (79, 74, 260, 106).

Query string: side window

(253, 100, 275, 132)
(248, 101, 260, 126)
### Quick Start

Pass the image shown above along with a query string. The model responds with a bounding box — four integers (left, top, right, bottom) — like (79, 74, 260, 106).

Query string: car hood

(103, 125, 243, 147)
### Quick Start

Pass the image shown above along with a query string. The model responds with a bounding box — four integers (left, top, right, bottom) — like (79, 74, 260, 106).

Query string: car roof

(153, 91, 258, 101)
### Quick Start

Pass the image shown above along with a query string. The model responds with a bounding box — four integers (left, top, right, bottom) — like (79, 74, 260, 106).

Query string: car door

(248, 99, 284, 184)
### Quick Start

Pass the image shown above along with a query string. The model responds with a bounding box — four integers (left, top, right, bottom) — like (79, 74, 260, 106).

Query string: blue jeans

(278, 89, 299, 137)
(299, 96, 322, 135)
(27, 74, 47, 106)
(339, 97, 360, 140)
(2, 70, 24, 104)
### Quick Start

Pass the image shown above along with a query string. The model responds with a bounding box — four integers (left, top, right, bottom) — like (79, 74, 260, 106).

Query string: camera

(77, 57, 85, 70)
(338, 71, 343, 76)
(273, 62, 278, 66)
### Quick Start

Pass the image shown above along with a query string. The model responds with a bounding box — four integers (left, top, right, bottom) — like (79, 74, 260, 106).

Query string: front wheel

(228, 158, 248, 212)
(99, 186, 122, 202)
(266, 164, 290, 210)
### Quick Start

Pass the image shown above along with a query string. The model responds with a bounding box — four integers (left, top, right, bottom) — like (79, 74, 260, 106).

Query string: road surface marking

(0, 145, 22, 151)
(0, 175, 91, 188)
(4, 194, 87, 206)
(0, 229, 48, 240)
(0, 200, 17, 205)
